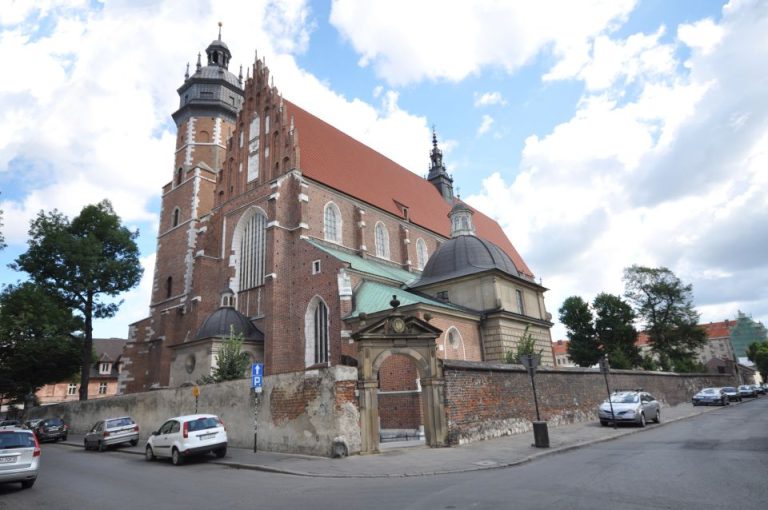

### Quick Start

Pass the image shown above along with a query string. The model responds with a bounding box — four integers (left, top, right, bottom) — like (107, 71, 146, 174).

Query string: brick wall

(378, 354, 422, 430)
(443, 360, 738, 445)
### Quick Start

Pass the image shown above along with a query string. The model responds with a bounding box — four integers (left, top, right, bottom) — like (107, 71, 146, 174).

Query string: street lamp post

(600, 355, 616, 429)
(521, 354, 549, 448)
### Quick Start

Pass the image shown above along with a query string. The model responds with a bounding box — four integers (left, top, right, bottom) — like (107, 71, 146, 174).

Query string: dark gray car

(84, 417, 140, 452)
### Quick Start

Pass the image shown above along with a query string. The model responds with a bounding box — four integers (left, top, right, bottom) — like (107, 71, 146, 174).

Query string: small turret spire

(238, 64, 243, 84)
(196, 52, 202, 71)
(427, 129, 454, 201)
(185, 62, 190, 80)
(218, 21, 222, 41)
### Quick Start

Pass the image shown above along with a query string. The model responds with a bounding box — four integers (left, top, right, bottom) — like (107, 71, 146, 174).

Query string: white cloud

(678, 18, 724, 56)
(474, 91, 507, 107)
(468, 0, 768, 339)
(329, 0, 637, 85)
(477, 115, 494, 136)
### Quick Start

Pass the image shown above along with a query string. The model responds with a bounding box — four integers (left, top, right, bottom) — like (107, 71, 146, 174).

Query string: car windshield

(106, 418, 134, 428)
(722, 387, 736, 392)
(610, 393, 639, 404)
(0, 431, 36, 449)
(187, 417, 220, 432)
(700, 388, 717, 394)
(738, 386, 749, 390)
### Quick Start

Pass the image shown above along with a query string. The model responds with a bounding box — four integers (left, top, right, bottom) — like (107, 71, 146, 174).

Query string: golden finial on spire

(218, 21, 222, 40)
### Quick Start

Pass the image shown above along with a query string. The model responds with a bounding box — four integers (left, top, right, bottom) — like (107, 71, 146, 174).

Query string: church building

(119, 30, 554, 399)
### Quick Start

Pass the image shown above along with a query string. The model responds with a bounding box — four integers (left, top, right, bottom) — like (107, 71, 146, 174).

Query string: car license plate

(199, 433, 215, 440)
(0, 456, 15, 464)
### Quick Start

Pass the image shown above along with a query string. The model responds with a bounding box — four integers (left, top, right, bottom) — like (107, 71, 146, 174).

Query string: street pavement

(59, 400, 745, 478)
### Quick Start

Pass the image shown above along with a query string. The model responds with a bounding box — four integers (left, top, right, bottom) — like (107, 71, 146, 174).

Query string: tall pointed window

(172, 207, 180, 228)
(248, 114, 260, 182)
(305, 297, 329, 366)
(234, 208, 268, 291)
(324, 202, 342, 243)
(416, 238, 428, 270)
(374, 222, 390, 259)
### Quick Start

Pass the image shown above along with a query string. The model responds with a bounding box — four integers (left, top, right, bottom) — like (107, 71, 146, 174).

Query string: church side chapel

(120, 29, 554, 440)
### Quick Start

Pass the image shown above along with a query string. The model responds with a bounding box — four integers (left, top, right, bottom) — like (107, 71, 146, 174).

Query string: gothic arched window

(324, 202, 342, 243)
(172, 207, 180, 228)
(374, 222, 390, 259)
(234, 208, 268, 291)
(305, 296, 329, 366)
(416, 238, 428, 270)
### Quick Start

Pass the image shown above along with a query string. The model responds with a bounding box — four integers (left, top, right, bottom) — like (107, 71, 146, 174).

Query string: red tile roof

(286, 100, 534, 278)
(552, 340, 569, 355)
(701, 320, 732, 339)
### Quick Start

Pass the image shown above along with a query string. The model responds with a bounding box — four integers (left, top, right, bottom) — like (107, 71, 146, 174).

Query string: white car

(0, 427, 41, 489)
(598, 390, 661, 427)
(145, 414, 227, 465)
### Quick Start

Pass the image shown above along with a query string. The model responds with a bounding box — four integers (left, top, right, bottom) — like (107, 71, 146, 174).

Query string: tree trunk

(79, 296, 94, 401)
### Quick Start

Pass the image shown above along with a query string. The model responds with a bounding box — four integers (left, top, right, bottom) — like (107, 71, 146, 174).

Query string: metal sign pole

(600, 356, 616, 429)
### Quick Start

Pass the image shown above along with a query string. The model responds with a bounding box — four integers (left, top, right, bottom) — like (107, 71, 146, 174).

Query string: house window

(99, 363, 111, 375)
(416, 238, 428, 270)
(312, 260, 321, 275)
(176, 168, 182, 186)
(324, 202, 342, 243)
(516, 289, 525, 315)
(172, 207, 180, 227)
(437, 291, 449, 302)
(67, 384, 77, 396)
(305, 297, 329, 366)
(235, 208, 268, 291)
(98, 382, 108, 395)
(166, 277, 173, 298)
(374, 222, 390, 259)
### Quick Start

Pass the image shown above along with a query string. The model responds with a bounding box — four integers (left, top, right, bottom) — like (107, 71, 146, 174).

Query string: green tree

(592, 293, 641, 369)
(11, 200, 142, 401)
(729, 311, 768, 359)
(623, 265, 706, 372)
(746, 341, 768, 381)
(199, 328, 251, 384)
(0, 283, 82, 404)
(559, 296, 601, 367)
(504, 324, 542, 364)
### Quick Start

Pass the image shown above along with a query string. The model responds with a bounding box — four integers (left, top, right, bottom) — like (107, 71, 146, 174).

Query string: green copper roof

(307, 239, 417, 284)
(347, 281, 462, 318)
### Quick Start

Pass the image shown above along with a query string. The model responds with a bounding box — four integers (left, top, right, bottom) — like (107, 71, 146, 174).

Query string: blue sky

(1, 0, 766, 342)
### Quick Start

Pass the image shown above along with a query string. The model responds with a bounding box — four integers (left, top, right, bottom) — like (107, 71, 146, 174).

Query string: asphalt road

(1, 398, 766, 510)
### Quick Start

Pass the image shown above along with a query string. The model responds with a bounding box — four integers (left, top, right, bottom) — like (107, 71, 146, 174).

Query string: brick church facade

(119, 32, 554, 396)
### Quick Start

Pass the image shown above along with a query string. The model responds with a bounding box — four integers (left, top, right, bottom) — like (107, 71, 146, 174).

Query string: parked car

(33, 417, 68, 442)
(84, 417, 140, 452)
(24, 419, 43, 430)
(145, 414, 227, 465)
(692, 387, 728, 406)
(598, 390, 661, 427)
(752, 384, 766, 396)
(0, 419, 23, 429)
(738, 385, 757, 398)
(721, 386, 742, 402)
(0, 426, 40, 489)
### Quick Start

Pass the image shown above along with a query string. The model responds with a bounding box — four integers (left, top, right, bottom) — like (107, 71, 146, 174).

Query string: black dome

(412, 235, 520, 288)
(195, 307, 264, 341)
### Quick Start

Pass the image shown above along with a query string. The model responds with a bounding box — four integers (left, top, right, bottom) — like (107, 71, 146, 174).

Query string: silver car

(0, 427, 40, 489)
(84, 416, 140, 452)
(598, 390, 661, 427)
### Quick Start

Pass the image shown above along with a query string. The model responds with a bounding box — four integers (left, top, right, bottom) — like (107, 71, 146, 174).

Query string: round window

(185, 354, 196, 374)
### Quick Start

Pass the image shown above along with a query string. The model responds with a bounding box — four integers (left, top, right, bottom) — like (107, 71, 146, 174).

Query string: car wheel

(130, 439, 138, 447)
(145, 445, 155, 462)
(214, 446, 227, 458)
(600, 420, 608, 427)
(639, 413, 646, 427)
(654, 409, 661, 423)
(21, 479, 35, 489)
(62, 435, 67, 441)
(171, 447, 184, 466)
(98, 440, 106, 452)
(84, 439, 90, 451)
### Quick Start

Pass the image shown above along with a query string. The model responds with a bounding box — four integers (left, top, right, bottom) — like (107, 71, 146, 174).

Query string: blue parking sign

(251, 363, 264, 391)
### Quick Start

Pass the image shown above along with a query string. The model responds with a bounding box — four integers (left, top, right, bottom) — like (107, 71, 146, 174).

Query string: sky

(1, 0, 766, 343)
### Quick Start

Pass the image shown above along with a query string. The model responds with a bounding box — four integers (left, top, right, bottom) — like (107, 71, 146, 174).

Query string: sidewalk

(59, 402, 730, 478)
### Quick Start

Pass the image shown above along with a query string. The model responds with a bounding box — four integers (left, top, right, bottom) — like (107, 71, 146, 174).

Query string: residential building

(35, 338, 127, 404)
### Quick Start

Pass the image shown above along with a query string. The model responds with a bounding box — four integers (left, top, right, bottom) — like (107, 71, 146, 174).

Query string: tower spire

(427, 129, 454, 201)
(218, 21, 222, 41)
